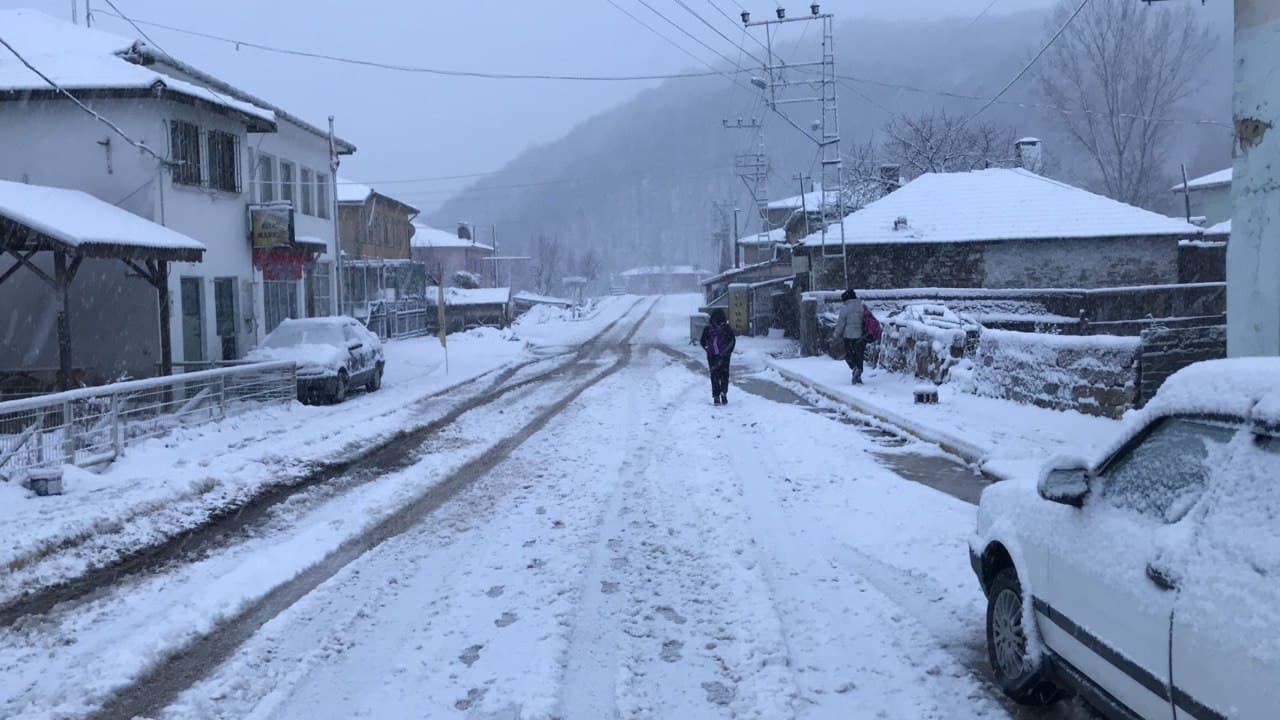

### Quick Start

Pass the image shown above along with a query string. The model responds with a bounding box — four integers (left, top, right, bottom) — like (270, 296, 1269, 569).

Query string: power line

(964, 0, 1091, 124)
(338, 171, 499, 186)
(603, 0, 722, 74)
(90, 9, 740, 83)
(0, 33, 167, 164)
(629, 0, 746, 72)
(670, 0, 765, 67)
(965, 0, 1002, 28)
(704, 0, 771, 55)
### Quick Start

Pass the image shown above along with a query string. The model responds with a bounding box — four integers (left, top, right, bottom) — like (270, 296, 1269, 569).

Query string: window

(300, 167, 315, 216)
(256, 152, 276, 203)
(206, 131, 240, 193)
(263, 280, 299, 333)
(306, 262, 333, 317)
(316, 173, 330, 219)
(1099, 417, 1237, 523)
(170, 120, 202, 186)
(279, 160, 295, 208)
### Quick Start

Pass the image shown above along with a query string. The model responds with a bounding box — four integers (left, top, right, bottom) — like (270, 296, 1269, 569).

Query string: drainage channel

(0, 299, 648, 629)
(655, 345, 991, 505)
(87, 298, 659, 720)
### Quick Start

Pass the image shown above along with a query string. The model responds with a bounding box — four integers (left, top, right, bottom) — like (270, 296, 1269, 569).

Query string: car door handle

(1146, 563, 1180, 591)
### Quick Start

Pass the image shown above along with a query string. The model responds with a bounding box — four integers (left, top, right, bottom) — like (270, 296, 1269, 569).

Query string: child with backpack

(699, 308, 737, 405)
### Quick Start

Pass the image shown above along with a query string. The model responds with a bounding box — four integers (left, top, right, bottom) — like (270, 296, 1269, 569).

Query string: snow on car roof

(1145, 358, 1280, 428)
(0, 179, 205, 256)
(0, 9, 274, 125)
(801, 168, 1201, 247)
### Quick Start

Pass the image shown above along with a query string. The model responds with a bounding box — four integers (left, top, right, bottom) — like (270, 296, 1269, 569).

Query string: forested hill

(429, 6, 1232, 279)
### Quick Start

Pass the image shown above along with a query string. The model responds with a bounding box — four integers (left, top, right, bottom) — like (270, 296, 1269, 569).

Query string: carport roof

(0, 180, 205, 262)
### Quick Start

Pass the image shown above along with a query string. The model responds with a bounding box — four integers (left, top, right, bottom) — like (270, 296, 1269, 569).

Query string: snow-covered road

(3, 296, 1096, 719)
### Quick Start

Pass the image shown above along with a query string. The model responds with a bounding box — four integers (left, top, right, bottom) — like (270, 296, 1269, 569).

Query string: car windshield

(1098, 417, 1237, 523)
(262, 322, 345, 349)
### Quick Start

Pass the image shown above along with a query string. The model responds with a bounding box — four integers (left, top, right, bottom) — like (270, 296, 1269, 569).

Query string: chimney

(878, 164, 902, 195)
(1014, 138, 1044, 173)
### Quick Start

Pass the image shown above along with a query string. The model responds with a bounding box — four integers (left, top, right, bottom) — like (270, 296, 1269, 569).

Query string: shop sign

(249, 203, 295, 249)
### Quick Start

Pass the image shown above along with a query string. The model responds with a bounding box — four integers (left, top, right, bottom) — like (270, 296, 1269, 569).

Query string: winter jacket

(832, 299, 865, 340)
(700, 320, 736, 359)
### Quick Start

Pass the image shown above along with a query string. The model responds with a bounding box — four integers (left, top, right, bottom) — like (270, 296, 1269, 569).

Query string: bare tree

(1037, 0, 1214, 207)
(532, 235, 562, 294)
(881, 110, 1016, 179)
(575, 248, 603, 283)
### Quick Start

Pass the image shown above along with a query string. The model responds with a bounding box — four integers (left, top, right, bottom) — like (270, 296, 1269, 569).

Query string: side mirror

(348, 342, 363, 350)
(1038, 458, 1091, 507)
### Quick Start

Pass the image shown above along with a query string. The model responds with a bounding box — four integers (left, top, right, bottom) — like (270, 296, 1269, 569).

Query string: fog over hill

(430, 6, 1233, 280)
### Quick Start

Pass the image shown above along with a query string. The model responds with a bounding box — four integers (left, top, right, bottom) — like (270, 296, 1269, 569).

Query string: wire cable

(964, 0, 1091, 124)
(603, 0, 721, 75)
(89, 9, 741, 83)
(0, 33, 167, 164)
(670, 0, 765, 67)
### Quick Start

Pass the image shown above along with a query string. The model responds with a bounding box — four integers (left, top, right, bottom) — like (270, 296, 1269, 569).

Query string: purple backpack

(707, 323, 728, 356)
(862, 307, 883, 342)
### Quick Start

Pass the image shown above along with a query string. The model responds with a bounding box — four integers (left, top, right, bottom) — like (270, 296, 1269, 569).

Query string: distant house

(619, 266, 709, 294)
(410, 223, 495, 286)
(796, 168, 1202, 292)
(337, 180, 419, 261)
(1171, 167, 1232, 228)
(430, 286, 511, 330)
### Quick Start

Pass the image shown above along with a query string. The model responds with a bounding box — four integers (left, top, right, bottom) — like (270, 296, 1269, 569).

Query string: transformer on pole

(743, 6, 849, 289)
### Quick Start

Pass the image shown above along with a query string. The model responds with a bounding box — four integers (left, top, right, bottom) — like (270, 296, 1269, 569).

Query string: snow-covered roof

(1145, 358, 1280, 428)
(738, 226, 787, 246)
(410, 223, 494, 251)
(767, 185, 840, 211)
(620, 265, 709, 277)
(0, 179, 205, 260)
(1172, 167, 1232, 193)
(0, 10, 274, 128)
(802, 168, 1201, 247)
(513, 291, 573, 307)
(429, 287, 511, 306)
(1204, 219, 1231, 236)
(335, 178, 373, 204)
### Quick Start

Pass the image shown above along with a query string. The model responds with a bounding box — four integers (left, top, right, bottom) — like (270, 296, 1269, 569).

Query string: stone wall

(1177, 241, 1227, 284)
(811, 235, 1184, 292)
(1137, 324, 1228, 406)
(969, 330, 1141, 419)
(874, 310, 978, 384)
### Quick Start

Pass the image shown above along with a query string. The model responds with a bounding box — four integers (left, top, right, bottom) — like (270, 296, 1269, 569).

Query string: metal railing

(0, 361, 296, 484)
(360, 297, 433, 340)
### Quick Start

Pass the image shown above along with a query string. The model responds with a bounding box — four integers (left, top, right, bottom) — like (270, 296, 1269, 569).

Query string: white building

(0, 10, 354, 381)
(1170, 167, 1232, 228)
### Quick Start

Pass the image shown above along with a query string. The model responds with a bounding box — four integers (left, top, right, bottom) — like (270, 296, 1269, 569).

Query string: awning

(0, 180, 205, 262)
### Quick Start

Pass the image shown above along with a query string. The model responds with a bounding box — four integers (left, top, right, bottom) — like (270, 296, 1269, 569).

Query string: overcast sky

(2, 0, 1054, 212)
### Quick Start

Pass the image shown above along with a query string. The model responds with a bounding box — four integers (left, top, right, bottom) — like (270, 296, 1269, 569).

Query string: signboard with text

(249, 203, 295, 249)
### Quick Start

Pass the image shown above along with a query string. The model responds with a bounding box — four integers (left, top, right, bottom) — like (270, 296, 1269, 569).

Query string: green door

(180, 277, 205, 363)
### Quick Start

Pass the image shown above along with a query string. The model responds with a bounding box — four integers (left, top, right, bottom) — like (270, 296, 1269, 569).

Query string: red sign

(253, 247, 309, 281)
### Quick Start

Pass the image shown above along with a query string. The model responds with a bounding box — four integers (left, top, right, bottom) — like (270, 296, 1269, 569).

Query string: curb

(764, 359, 1001, 478)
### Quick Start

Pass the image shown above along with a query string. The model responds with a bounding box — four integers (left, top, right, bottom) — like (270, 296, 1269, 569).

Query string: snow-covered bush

(452, 270, 481, 289)
(875, 303, 981, 383)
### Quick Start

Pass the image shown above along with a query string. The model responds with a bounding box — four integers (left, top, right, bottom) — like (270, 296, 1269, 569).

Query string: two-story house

(0, 10, 355, 380)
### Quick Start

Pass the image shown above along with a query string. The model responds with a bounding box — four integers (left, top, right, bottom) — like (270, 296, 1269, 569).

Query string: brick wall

(1137, 324, 1227, 406)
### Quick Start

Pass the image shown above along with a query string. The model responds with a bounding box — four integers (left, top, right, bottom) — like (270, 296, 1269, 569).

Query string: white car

(247, 317, 385, 404)
(970, 358, 1280, 720)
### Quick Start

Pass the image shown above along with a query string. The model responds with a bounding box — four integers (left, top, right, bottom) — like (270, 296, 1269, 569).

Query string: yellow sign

(249, 204, 294, 249)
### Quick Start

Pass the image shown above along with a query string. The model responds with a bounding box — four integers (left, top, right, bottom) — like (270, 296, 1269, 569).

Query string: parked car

(247, 317, 384, 404)
(970, 358, 1279, 720)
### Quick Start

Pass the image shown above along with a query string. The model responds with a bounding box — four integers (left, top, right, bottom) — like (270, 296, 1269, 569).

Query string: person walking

(699, 308, 736, 405)
(832, 289, 867, 384)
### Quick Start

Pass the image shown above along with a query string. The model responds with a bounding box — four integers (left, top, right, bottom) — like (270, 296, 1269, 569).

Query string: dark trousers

(843, 338, 865, 379)
(708, 354, 730, 398)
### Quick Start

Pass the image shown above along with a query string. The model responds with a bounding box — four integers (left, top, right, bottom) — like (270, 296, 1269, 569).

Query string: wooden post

(53, 250, 73, 391)
(154, 260, 173, 377)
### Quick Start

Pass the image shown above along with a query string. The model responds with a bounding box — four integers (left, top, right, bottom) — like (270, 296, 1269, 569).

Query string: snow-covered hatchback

(970, 358, 1280, 720)
(247, 317, 385, 404)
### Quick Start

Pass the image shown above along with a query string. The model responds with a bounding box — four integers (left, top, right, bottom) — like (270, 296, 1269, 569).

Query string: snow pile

(967, 329, 1141, 419)
(1144, 357, 1280, 421)
(514, 303, 575, 326)
(875, 304, 979, 384)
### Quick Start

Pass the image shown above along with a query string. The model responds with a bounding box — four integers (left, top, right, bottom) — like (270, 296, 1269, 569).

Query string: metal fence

(0, 361, 296, 484)
(362, 297, 434, 340)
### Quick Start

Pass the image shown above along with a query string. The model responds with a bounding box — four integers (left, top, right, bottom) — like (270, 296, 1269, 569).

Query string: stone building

(796, 168, 1202, 292)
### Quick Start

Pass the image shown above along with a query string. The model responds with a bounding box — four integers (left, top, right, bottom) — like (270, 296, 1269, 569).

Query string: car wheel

(986, 567, 1063, 706)
(331, 370, 349, 404)
(366, 363, 383, 392)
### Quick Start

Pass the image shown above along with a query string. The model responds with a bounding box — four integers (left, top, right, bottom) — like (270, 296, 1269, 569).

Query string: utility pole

(743, 5, 849, 289)
(722, 117, 769, 266)
(328, 116, 344, 316)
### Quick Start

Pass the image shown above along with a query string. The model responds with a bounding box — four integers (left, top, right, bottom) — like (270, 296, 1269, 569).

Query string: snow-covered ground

(0, 294, 1105, 719)
(0, 297, 640, 608)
